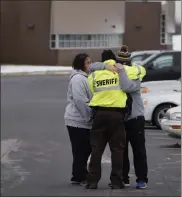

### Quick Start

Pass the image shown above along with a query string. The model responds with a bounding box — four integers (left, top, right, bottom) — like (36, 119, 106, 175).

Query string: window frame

(160, 13, 167, 45)
(50, 33, 122, 50)
(50, 33, 58, 50)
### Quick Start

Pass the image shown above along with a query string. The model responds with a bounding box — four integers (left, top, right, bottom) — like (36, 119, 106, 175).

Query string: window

(131, 54, 148, 64)
(131, 55, 144, 64)
(50, 34, 56, 49)
(131, 53, 153, 64)
(50, 34, 122, 49)
(152, 54, 173, 69)
(160, 13, 166, 44)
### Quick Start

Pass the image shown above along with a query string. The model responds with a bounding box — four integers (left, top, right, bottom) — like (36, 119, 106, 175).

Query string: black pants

(87, 108, 126, 186)
(67, 126, 92, 182)
(123, 116, 148, 183)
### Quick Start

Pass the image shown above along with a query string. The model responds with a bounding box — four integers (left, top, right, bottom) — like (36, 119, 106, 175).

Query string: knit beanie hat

(117, 45, 131, 62)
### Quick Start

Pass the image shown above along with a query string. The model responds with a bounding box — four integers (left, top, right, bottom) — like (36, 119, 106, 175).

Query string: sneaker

(124, 180, 130, 187)
(136, 182, 147, 189)
(80, 180, 87, 186)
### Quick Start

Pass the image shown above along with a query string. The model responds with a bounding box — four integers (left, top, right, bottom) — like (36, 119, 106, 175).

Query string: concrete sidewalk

(1, 65, 72, 76)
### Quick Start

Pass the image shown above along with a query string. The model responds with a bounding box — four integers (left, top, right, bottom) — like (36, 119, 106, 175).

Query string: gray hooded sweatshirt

(64, 63, 106, 129)
(64, 69, 93, 129)
(64, 63, 141, 129)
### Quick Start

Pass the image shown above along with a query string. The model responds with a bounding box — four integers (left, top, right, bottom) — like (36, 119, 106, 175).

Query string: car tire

(153, 104, 174, 129)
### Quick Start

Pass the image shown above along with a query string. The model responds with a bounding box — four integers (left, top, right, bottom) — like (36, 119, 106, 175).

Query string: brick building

(0, 1, 179, 65)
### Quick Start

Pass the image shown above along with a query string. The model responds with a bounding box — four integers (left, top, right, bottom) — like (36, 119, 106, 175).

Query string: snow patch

(1, 65, 72, 74)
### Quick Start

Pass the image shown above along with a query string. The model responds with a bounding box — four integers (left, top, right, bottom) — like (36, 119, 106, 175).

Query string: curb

(1, 70, 71, 76)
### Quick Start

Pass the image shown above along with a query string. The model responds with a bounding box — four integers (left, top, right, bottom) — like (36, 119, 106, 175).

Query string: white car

(141, 81, 181, 128)
(161, 106, 181, 138)
(141, 79, 181, 94)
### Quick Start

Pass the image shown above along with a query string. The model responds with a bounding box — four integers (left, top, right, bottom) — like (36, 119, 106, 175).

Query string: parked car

(131, 50, 161, 64)
(141, 79, 181, 94)
(161, 106, 181, 138)
(140, 51, 181, 82)
(141, 86, 181, 128)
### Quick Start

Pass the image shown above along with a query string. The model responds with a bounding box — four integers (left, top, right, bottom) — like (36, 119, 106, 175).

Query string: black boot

(109, 182, 125, 189)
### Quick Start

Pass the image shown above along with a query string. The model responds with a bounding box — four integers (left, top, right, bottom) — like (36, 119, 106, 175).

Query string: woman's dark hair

(101, 50, 116, 62)
(72, 53, 89, 70)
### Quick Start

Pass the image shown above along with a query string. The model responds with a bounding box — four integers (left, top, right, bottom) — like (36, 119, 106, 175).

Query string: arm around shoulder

(119, 68, 141, 93)
(89, 62, 105, 72)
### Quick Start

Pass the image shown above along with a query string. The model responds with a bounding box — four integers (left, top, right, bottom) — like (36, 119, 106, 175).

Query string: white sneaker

(125, 183, 130, 187)
(124, 181, 130, 187)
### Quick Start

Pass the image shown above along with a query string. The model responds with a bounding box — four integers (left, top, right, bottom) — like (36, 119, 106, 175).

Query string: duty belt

(92, 106, 126, 113)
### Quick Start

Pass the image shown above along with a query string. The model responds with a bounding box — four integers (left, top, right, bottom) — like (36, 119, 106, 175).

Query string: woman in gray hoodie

(64, 53, 110, 185)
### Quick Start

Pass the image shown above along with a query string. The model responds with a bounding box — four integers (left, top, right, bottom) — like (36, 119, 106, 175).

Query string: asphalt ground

(1, 75, 181, 196)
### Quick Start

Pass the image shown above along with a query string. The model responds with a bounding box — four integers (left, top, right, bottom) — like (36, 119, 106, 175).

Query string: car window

(141, 53, 157, 65)
(145, 54, 152, 59)
(131, 55, 145, 63)
(152, 54, 173, 69)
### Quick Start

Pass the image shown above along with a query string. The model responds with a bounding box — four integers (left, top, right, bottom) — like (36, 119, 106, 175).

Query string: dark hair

(72, 53, 89, 70)
(101, 50, 116, 62)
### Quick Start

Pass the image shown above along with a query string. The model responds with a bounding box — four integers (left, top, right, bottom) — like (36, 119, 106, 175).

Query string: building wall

(123, 2, 162, 51)
(51, 1, 125, 65)
(51, 1, 125, 34)
(1, 1, 57, 65)
(1, 1, 21, 64)
(1, 1, 175, 66)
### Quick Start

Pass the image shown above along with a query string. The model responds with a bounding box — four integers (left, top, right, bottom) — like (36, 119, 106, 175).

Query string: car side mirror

(147, 62, 154, 70)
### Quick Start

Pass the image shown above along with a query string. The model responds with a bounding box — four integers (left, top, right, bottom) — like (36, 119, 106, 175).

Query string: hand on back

(105, 63, 124, 74)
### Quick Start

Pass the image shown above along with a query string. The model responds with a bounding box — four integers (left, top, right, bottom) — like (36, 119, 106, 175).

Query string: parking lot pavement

(1, 75, 181, 196)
